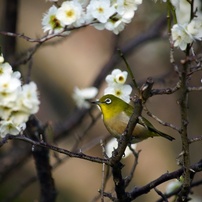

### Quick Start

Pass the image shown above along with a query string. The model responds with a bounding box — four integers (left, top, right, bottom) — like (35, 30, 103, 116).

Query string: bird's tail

(149, 126, 175, 141)
(157, 131, 175, 141)
(138, 117, 175, 141)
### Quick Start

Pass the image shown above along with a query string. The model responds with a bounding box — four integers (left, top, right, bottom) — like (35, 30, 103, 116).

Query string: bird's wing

(138, 117, 175, 141)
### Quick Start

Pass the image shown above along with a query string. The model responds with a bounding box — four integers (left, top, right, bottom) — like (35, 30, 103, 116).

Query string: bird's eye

(105, 98, 112, 104)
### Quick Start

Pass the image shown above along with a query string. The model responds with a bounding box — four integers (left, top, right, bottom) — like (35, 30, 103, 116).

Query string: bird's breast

(103, 112, 129, 137)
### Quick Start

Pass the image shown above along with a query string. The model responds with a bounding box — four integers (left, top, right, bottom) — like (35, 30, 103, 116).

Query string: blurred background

(0, 0, 202, 201)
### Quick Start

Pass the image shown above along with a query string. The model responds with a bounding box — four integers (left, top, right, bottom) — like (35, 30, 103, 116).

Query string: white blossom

(0, 106, 12, 120)
(122, 10, 135, 23)
(104, 68, 132, 103)
(9, 111, 30, 126)
(87, 0, 116, 23)
(76, 0, 89, 8)
(0, 91, 18, 108)
(104, 84, 132, 103)
(56, 1, 83, 26)
(92, 23, 106, 30)
(16, 82, 40, 114)
(42, 5, 64, 34)
(106, 69, 128, 85)
(41, 0, 142, 35)
(105, 138, 137, 157)
(105, 11, 134, 34)
(0, 55, 40, 138)
(186, 18, 202, 41)
(115, 0, 142, 15)
(0, 62, 13, 76)
(105, 18, 126, 34)
(12, 71, 21, 79)
(153, 0, 179, 8)
(134, 0, 142, 4)
(171, 23, 193, 51)
(0, 74, 21, 106)
(0, 74, 21, 93)
(72, 86, 98, 109)
(0, 54, 4, 63)
(174, 0, 202, 24)
(0, 120, 26, 138)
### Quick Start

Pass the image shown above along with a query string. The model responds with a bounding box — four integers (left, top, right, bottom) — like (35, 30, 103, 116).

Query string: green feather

(95, 94, 175, 143)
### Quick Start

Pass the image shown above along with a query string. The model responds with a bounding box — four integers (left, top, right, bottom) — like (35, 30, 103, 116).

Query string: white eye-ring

(105, 98, 112, 104)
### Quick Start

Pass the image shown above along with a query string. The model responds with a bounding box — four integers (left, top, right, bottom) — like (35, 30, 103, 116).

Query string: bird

(92, 94, 175, 143)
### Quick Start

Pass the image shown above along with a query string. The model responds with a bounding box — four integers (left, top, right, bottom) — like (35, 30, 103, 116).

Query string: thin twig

(0, 28, 73, 43)
(101, 163, 106, 202)
(188, 136, 202, 144)
(143, 105, 181, 132)
(124, 147, 141, 188)
(8, 135, 108, 164)
(154, 187, 168, 202)
(118, 48, 140, 94)
(188, 86, 202, 91)
(151, 82, 181, 96)
(100, 140, 108, 202)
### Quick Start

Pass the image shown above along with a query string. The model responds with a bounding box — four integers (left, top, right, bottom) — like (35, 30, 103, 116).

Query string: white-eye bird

(93, 94, 175, 143)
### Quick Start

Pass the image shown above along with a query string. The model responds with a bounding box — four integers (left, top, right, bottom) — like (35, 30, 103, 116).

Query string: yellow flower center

(66, 10, 74, 18)
(118, 76, 124, 82)
(98, 7, 104, 13)
(50, 15, 62, 29)
(0, 68, 3, 75)
(115, 90, 122, 96)
(3, 83, 8, 88)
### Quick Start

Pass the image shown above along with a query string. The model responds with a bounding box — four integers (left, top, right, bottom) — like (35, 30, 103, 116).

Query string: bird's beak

(91, 100, 100, 105)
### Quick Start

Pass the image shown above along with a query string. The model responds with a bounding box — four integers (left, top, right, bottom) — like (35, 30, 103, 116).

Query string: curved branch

(128, 159, 202, 200)
(9, 135, 108, 165)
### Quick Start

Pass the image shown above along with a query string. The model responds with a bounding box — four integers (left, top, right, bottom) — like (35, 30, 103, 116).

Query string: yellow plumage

(93, 94, 174, 143)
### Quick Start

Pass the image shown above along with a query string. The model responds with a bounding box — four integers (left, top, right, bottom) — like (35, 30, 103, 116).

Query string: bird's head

(92, 94, 128, 119)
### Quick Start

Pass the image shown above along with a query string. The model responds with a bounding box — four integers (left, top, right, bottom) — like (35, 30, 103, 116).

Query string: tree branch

(8, 135, 108, 165)
(26, 117, 57, 202)
(1, 0, 19, 62)
(177, 52, 191, 201)
(128, 159, 202, 200)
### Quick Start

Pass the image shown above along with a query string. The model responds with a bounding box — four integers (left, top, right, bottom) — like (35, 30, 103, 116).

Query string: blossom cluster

(72, 68, 132, 109)
(42, 0, 142, 35)
(104, 69, 132, 103)
(0, 54, 40, 138)
(169, 0, 202, 50)
(171, 18, 202, 51)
